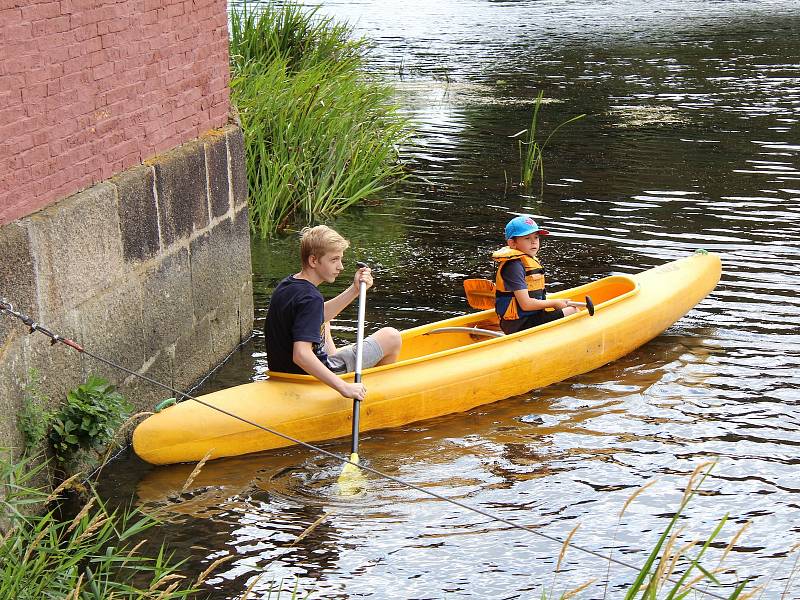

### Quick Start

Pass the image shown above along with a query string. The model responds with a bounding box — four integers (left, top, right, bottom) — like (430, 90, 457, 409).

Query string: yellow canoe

(132, 251, 721, 465)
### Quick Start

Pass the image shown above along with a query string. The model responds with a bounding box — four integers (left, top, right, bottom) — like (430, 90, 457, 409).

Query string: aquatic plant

(0, 451, 201, 599)
(229, 1, 411, 236)
(17, 368, 54, 454)
(619, 463, 750, 599)
(540, 463, 752, 599)
(49, 375, 131, 464)
(512, 91, 585, 196)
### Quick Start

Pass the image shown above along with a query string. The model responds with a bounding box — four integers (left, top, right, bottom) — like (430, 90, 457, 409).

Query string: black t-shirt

(264, 276, 331, 374)
(500, 259, 528, 291)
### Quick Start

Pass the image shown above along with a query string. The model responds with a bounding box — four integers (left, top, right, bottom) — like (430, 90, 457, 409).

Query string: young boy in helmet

(493, 215, 579, 334)
(264, 225, 402, 401)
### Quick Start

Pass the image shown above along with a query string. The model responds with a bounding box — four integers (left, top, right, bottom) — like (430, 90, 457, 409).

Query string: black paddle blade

(585, 295, 595, 316)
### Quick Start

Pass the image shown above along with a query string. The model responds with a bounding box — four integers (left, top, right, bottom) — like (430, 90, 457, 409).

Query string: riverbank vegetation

(547, 463, 754, 599)
(229, 1, 411, 237)
(0, 452, 201, 599)
(17, 369, 132, 469)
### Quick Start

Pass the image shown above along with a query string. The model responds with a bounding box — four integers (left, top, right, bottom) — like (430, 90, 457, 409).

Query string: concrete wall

(0, 123, 253, 454)
(1, 0, 230, 225)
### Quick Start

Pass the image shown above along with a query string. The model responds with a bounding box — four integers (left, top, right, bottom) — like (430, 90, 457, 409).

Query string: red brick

(48, 137, 70, 157)
(24, 67, 50, 86)
(13, 133, 36, 153)
(83, 36, 103, 55)
(73, 22, 98, 42)
(0, 7, 23, 23)
(21, 82, 47, 102)
(63, 53, 91, 75)
(94, 115, 120, 136)
(0, 118, 28, 142)
(23, 98, 45, 118)
(62, 0, 99, 13)
(105, 138, 138, 162)
(5, 55, 40, 76)
(4, 21, 32, 44)
(88, 49, 107, 67)
(46, 79, 61, 96)
(47, 44, 72, 65)
(21, 2, 61, 21)
(0, 73, 25, 93)
(47, 61, 65, 79)
(44, 89, 73, 111)
(45, 15, 72, 35)
(92, 61, 114, 80)
(165, 2, 184, 19)
(20, 144, 50, 167)
(30, 20, 46, 37)
(30, 156, 57, 180)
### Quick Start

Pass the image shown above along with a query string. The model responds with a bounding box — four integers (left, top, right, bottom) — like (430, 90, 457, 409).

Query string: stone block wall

(0, 123, 253, 454)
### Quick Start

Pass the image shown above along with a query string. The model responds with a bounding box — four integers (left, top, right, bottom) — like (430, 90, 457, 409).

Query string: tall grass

(229, 1, 411, 236)
(620, 463, 750, 599)
(0, 451, 200, 599)
(512, 91, 585, 196)
(544, 463, 755, 599)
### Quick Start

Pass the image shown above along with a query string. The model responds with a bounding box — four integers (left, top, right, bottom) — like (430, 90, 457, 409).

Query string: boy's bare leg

(372, 327, 402, 365)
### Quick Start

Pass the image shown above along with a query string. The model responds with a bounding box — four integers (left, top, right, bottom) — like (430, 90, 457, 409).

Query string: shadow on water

(97, 1, 800, 597)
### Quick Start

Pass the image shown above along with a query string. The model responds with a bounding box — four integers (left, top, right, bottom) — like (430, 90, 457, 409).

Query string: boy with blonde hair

(264, 225, 401, 400)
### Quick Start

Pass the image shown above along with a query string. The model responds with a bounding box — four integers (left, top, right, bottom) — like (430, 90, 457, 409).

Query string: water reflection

(98, 0, 800, 597)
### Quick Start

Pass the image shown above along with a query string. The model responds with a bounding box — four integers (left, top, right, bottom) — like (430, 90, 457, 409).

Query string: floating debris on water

(608, 104, 687, 127)
(394, 79, 564, 106)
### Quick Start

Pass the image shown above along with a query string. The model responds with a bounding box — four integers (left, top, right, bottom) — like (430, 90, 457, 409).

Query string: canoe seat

(474, 318, 501, 332)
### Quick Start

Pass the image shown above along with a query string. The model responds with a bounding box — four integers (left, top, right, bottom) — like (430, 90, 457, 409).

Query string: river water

(98, 1, 800, 598)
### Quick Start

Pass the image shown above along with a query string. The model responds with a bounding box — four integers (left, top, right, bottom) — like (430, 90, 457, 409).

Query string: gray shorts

(326, 335, 384, 374)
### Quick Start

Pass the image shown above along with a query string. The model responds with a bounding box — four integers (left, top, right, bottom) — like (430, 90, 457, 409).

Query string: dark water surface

(99, 1, 800, 597)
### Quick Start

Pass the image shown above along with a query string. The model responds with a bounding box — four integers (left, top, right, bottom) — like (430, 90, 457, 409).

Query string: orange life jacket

(492, 247, 546, 320)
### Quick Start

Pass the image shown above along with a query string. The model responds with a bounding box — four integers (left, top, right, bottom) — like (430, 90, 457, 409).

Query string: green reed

(0, 451, 199, 599)
(514, 91, 585, 196)
(543, 463, 755, 599)
(620, 463, 749, 599)
(229, 1, 411, 236)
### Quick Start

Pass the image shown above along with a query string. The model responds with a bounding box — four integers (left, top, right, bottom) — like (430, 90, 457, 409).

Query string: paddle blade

(337, 453, 366, 496)
(464, 278, 496, 310)
(585, 295, 595, 316)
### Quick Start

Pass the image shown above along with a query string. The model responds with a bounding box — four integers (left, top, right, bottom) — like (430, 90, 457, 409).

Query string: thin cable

(0, 298, 737, 598)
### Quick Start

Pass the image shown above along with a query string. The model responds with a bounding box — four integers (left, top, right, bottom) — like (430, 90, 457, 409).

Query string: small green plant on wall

(49, 375, 131, 464)
(17, 368, 54, 454)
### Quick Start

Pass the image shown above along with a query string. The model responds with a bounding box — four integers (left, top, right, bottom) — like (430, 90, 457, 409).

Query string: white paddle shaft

(354, 279, 367, 380)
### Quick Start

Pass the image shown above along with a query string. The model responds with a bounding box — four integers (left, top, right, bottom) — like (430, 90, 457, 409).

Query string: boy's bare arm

(323, 284, 359, 322)
(292, 341, 366, 400)
(323, 266, 372, 321)
(512, 288, 568, 312)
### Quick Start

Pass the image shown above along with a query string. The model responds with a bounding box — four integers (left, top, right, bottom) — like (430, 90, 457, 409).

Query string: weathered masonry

(0, 0, 253, 453)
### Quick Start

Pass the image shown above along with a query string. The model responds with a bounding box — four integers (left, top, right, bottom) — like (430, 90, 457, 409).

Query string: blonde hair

(299, 225, 349, 266)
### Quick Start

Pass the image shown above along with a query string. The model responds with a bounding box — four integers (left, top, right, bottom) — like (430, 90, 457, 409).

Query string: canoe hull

(133, 252, 721, 465)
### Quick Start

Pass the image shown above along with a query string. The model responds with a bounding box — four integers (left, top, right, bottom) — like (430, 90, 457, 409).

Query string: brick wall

(0, 0, 231, 225)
